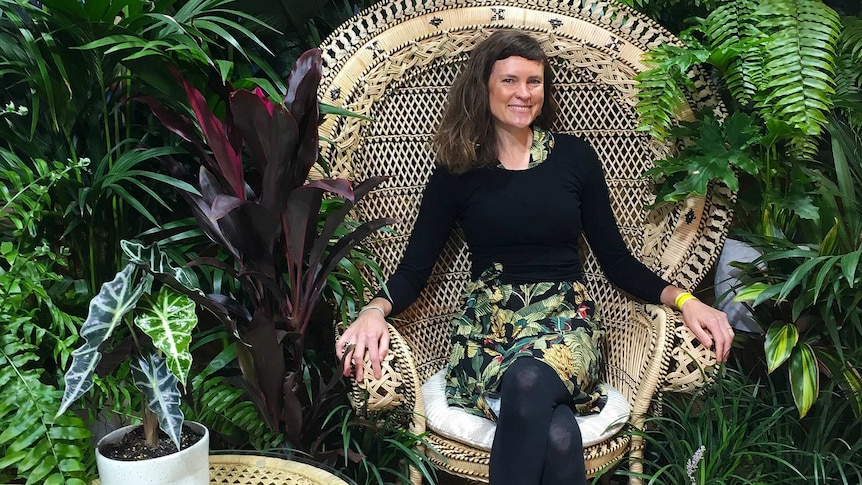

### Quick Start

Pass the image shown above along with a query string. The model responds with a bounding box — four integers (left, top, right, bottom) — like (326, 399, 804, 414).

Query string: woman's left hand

(679, 299, 734, 362)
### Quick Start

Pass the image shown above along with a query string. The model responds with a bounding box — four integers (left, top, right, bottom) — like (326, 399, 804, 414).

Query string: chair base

(418, 432, 631, 484)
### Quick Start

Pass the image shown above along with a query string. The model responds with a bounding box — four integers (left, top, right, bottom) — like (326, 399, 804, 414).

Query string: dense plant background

(3, 0, 860, 483)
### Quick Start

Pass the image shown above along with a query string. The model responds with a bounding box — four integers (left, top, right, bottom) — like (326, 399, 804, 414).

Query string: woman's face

(487, 56, 545, 133)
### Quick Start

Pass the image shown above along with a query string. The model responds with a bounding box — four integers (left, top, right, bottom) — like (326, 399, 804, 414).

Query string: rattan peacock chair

(317, 1, 733, 483)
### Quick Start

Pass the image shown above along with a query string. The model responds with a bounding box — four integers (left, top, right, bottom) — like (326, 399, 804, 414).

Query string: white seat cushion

(421, 368, 630, 451)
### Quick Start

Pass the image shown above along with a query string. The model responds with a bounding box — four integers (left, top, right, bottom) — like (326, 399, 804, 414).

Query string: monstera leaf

(134, 287, 197, 386)
(132, 354, 184, 450)
(57, 263, 152, 416)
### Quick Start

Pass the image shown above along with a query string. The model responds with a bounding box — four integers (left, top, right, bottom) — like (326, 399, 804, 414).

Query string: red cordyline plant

(142, 49, 394, 446)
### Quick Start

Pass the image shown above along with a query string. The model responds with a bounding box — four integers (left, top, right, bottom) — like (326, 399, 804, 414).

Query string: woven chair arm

(349, 323, 425, 434)
(626, 304, 674, 428)
(661, 309, 719, 393)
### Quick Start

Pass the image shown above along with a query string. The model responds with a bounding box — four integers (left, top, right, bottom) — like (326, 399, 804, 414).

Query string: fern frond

(703, 0, 763, 106)
(0, 334, 92, 484)
(754, 0, 842, 158)
(185, 376, 282, 450)
(838, 15, 862, 74)
(635, 42, 710, 141)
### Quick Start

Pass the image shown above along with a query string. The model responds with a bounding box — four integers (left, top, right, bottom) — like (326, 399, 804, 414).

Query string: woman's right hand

(335, 298, 392, 381)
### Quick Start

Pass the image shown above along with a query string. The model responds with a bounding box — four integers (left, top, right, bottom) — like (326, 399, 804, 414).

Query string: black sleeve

(578, 144, 671, 303)
(375, 166, 461, 315)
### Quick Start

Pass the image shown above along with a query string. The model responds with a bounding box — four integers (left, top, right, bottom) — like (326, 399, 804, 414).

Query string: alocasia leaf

(57, 264, 151, 416)
(132, 354, 184, 450)
(134, 287, 197, 386)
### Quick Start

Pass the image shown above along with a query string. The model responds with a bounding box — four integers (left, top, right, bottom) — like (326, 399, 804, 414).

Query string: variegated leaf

(134, 287, 197, 386)
(57, 264, 150, 416)
(132, 354, 184, 451)
(789, 343, 819, 418)
(765, 322, 798, 373)
(120, 240, 199, 290)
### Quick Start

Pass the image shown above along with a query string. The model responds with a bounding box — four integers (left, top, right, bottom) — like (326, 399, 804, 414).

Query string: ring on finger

(342, 340, 355, 355)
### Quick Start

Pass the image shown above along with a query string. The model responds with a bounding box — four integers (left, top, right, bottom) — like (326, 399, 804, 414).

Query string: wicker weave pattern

(318, 0, 732, 482)
(209, 455, 350, 484)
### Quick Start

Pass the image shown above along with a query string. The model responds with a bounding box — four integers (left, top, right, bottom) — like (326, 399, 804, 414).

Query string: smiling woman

(335, 29, 732, 485)
(487, 56, 546, 165)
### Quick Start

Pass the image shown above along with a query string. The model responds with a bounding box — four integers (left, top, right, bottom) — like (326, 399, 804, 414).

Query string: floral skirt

(445, 264, 607, 420)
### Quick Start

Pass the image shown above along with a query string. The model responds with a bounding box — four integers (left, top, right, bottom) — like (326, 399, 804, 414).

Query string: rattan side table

(209, 454, 351, 484)
(93, 454, 352, 485)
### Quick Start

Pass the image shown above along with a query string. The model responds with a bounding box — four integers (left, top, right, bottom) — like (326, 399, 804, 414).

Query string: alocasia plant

(56, 241, 201, 451)
(144, 48, 394, 447)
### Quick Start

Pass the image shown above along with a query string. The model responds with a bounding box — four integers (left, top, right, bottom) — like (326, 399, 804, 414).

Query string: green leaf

(764, 322, 798, 373)
(57, 264, 150, 416)
(789, 343, 819, 418)
(733, 282, 769, 302)
(134, 287, 197, 386)
(132, 354, 184, 450)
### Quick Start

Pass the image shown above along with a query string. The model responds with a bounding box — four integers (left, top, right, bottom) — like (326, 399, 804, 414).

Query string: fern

(703, 0, 763, 106)
(754, 0, 842, 157)
(835, 15, 862, 130)
(0, 334, 92, 485)
(185, 375, 282, 450)
(635, 42, 710, 140)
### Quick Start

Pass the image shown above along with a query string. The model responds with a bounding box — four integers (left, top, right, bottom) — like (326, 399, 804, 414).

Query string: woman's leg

(489, 358, 586, 485)
(541, 404, 586, 485)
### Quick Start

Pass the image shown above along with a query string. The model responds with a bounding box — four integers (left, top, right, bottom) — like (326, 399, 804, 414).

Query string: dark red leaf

(261, 104, 300, 213)
(209, 194, 248, 222)
(229, 89, 276, 177)
(306, 176, 390, 277)
(239, 309, 285, 431)
(282, 372, 303, 446)
(175, 68, 245, 199)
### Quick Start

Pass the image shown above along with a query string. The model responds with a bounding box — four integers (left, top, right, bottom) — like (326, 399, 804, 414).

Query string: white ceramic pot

(95, 421, 209, 485)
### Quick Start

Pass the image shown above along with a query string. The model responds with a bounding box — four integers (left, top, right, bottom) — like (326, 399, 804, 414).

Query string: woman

(336, 30, 733, 485)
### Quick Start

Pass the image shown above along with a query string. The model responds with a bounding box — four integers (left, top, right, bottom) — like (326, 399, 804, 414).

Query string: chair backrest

(318, 0, 733, 396)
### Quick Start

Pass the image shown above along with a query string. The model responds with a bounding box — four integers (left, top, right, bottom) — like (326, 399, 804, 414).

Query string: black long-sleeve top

(380, 134, 671, 316)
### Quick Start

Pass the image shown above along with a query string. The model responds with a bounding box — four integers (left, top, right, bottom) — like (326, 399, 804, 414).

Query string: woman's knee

(546, 406, 582, 457)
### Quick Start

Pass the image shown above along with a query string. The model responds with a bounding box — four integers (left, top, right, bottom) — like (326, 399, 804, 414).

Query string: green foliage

(315, 405, 437, 485)
(646, 111, 762, 200)
(0, 144, 92, 484)
(614, 367, 802, 484)
(733, 114, 862, 417)
(184, 372, 283, 450)
(702, 0, 762, 106)
(0, 0, 280, 294)
(57, 240, 204, 451)
(0, 334, 92, 485)
(753, 0, 842, 156)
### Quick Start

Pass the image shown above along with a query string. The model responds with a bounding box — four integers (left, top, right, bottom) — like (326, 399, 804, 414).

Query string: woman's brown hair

(432, 30, 558, 174)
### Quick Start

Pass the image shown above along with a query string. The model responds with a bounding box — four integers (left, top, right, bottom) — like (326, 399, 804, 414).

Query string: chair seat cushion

(421, 369, 630, 451)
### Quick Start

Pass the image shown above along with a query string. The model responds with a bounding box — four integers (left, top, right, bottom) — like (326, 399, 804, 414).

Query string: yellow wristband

(674, 292, 698, 310)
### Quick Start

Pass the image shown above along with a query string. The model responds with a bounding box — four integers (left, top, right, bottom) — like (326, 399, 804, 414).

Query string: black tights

(489, 358, 586, 485)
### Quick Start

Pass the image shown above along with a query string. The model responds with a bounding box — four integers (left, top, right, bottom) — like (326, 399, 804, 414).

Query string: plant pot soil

(96, 421, 209, 485)
(99, 424, 203, 461)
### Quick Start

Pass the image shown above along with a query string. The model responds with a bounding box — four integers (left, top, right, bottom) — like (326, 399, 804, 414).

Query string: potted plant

(55, 239, 210, 485)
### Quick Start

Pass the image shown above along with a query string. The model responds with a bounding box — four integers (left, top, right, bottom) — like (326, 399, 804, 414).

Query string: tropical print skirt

(445, 264, 607, 420)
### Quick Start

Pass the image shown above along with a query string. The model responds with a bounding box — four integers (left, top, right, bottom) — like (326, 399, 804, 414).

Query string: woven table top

(93, 454, 351, 485)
